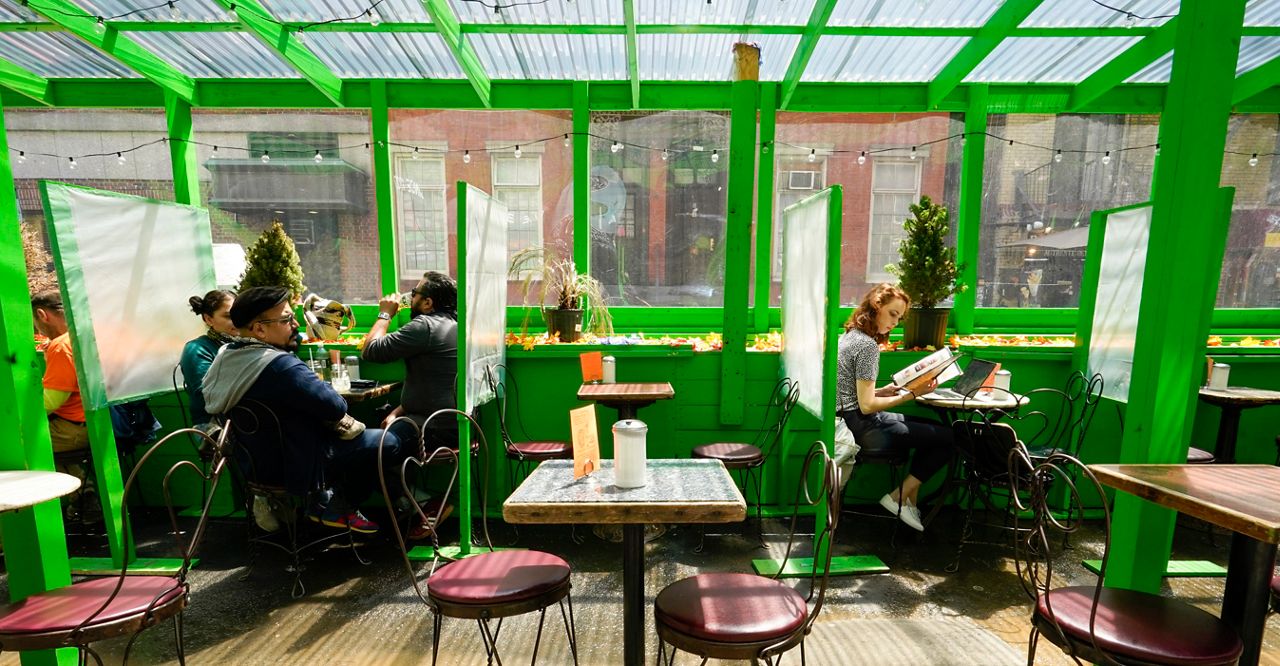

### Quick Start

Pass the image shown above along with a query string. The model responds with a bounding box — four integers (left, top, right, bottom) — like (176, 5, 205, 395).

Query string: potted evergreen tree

(238, 220, 307, 301)
(887, 195, 965, 349)
(509, 247, 612, 342)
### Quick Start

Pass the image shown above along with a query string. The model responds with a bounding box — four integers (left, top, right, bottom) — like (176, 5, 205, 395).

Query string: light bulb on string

(1125, 13, 1137, 28)
(17, 151, 25, 165)
(94, 17, 106, 34)
(463, 150, 471, 164)
(168, 1, 180, 20)
(909, 146, 917, 160)
(611, 141, 622, 154)
(1054, 150, 1062, 163)
(313, 150, 323, 163)
(411, 147, 419, 160)
(514, 145, 522, 159)
(661, 149, 669, 161)
(1155, 143, 1161, 156)
(959, 133, 966, 147)
(68, 157, 76, 170)
(211, 145, 218, 156)
(367, 8, 381, 27)
(1101, 151, 1111, 165)
(116, 152, 126, 165)
(711, 150, 719, 163)
(1008, 139, 1013, 147)
(563, 134, 571, 148)
(261, 151, 270, 164)
(807, 149, 817, 163)
(857, 151, 866, 165)
(1250, 153, 1259, 167)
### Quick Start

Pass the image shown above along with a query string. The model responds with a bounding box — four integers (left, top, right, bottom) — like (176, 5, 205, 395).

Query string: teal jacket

(179, 334, 223, 425)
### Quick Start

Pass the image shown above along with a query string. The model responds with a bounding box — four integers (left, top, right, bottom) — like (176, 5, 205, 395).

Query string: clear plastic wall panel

(829, 0, 999, 27)
(588, 110, 730, 307)
(74, 0, 230, 21)
(388, 110, 573, 300)
(773, 112, 960, 306)
(126, 31, 301, 78)
(260, 0, 430, 22)
(637, 0, 814, 26)
(450, 0, 622, 24)
(471, 34, 626, 80)
(191, 109, 378, 303)
(966, 37, 1141, 83)
(0, 0, 42, 21)
(6, 109, 175, 291)
(977, 114, 1158, 308)
(639, 34, 797, 81)
(1021, 0, 1178, 27)
(0, 33, 139, 77)
(306, 32, 463, 78)
(1246, 0, 1280, 26)
(804, 36, 967, 82)
(1217, 115, 1280, 308)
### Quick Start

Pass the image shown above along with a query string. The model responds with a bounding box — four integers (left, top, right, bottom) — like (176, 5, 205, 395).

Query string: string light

(366, 8, 381, 26)
(116, 152, 126, 165)
(411, 146, 419, 160)
(67, 157, 76, 170)
(1054, 149, 1062, 163)
(563, 133, 571, 148)
(807, 148, 817, 163)
(611, 141, 622, 153)
(94, 17, 105, 34)
(1155, 143, 1160, 156)
(463, 150, 471, 164)
(661, 149, 669, 161)
(1249, 153, 1259, 167)
(17, 151, 25, 164)
(260, 150, 270, 164)
(1101, 151, 1111, 165)
(711, 150, 719, 163)
(857, 151, 866, 165)
(909, 146, 917, 160)
(514, 145, 522, 159)
(167, 1, 180, 19)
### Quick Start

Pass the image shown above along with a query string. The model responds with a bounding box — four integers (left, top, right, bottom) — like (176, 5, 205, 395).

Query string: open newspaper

(892, 347, 963, 388)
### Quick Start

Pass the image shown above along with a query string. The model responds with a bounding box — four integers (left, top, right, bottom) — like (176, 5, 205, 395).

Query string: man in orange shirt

(32, 290, 88, 455)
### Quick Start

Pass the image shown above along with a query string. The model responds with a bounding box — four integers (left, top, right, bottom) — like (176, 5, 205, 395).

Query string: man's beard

(281, 331, 302, 352)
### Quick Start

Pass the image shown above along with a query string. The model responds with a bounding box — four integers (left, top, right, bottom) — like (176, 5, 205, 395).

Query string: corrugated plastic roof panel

(125, 31, 300, 78)
(966, 37, 1143, 82)
(1021, 0, 1178, 27)
(73, 0, 231, 22)
(0, 32, 139, 77)
(1245, 0, 1280, 26)
(450, 0, 622, 25)
(636, 0, 815, 26)
(260, 0, 429, 23)
(803, 35, 968, 82)
(639, 34, 798, 81)
(305, 32, 462, 78)
(471, 33, 625, 80)
(0, 0, 42, 22)
(1128, 36, 1280, 82)
(829, 0, 999, 27)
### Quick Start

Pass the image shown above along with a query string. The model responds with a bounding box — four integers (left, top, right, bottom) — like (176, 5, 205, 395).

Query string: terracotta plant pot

(903, 307, 950, 349)
(544, 308, 584, 342)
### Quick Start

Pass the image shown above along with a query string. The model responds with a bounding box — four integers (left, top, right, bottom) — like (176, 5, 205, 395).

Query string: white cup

(993, 369, 1012, 392)
(1209, 363, 1230, 389)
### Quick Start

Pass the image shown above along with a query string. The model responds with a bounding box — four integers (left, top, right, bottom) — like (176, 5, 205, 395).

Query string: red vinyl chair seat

(691, 443, 764, 468)
(428, 550, 570, 606)
(1271, 575, 1280, 602)
(655, 573, 807, 643)
(0, 577, 185, 636)
(507, 440, 572, 460)
(1037, 586, 1243, 666)
(1186, 447, 1216, 464)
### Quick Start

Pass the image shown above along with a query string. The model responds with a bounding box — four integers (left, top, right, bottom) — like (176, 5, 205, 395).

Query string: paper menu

(891, 347, 962, 387)
(569, 404, 600, 479)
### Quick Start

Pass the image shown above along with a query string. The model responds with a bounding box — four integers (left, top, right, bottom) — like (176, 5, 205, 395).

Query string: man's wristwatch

(377, 312, 392, 321)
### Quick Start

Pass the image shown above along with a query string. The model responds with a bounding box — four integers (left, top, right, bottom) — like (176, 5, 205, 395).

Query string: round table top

(916, 392, 1028, 411)
(0, 470, 81, 513)
(1197, 386, 1280, 408)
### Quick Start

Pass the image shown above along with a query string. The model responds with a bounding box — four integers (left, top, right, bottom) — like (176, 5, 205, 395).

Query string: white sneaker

(252, 495, 281, 533)
(879, 493, 925, 532)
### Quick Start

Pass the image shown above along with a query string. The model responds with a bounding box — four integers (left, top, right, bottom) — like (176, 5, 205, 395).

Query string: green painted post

(1105, 0, 1244, 594)
(453, 181, 473, 556)
(952, 85, 986, 334)
(719, 79, 757, 426)
(573, 82, 589, 271)
(371, 81, 398, 298)
(753, 83, 778, 335)
(164, 91, 200, 206)
(0, 103, 77, 666)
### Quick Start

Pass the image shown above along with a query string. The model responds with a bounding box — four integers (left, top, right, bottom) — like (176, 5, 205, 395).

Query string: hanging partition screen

(458, 182, 509, 412)
(1085, 204, 1152, 403)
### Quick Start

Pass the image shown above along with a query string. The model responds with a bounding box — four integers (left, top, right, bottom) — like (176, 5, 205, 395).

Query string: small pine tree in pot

(887, 195, 965, 349)
(238, 220, 307, 301)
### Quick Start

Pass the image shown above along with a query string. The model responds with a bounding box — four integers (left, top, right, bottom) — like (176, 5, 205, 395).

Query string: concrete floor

(2, 504, 1278, 665)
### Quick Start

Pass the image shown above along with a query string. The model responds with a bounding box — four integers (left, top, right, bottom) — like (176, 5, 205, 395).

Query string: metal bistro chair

(0, 424, 231, 665)
(1010, 448, 1243, 666)
(378, 409, 579, 666)
(219, 399, 369, 599)
(486, 364, 573, 493)
(654, 441, 840, 666)
(691, 377, 799, 550)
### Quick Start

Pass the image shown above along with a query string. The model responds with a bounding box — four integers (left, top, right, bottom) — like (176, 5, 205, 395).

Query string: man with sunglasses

(203, 286, 403, 534)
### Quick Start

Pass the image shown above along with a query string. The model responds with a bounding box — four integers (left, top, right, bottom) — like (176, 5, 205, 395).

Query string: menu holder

(580, 351, 603, 383)
(569, 404, 600, 479)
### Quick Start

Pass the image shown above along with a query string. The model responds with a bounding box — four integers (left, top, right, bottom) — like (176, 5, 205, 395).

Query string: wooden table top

(578, 382, 675, 403)
(504, 459, 745, 525)
(1197, 386, 1280, 408)
(340, 381, 401, 403)
(1089, 464, 1280, 543)
(0, 470, 82, 512)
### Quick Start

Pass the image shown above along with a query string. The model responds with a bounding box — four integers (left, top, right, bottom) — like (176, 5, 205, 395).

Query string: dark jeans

(325, 428, 402, 509)
(842, 410, 953, 484)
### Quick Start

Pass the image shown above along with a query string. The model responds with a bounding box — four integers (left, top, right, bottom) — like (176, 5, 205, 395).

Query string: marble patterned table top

(503, 459, 745, 525)
(0, 470, 81, 512)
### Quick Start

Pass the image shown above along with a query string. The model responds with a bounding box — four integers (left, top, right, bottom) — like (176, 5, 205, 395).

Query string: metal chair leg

(559, 593, 579, 666)
(431, 612, 443, 666)
(174, 612, 187, 666)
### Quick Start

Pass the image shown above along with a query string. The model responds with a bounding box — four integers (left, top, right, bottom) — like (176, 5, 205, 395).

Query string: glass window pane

(589, 110, 730, 307)
(978, 114, 1157, 308)
(1219, 114, 1280, 308)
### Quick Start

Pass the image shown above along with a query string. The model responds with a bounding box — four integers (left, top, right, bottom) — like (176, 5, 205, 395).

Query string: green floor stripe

(1081, 559, 1228, 577)
(752, 555, 889, 577)
(69, 556, 193, 575)
(410, 544, 521, 561)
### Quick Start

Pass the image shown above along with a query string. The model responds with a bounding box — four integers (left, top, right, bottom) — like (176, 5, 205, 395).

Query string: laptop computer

(928, 358, 998, 400)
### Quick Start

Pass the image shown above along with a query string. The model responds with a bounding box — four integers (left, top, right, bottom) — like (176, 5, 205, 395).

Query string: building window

(394, 154, 448, 279)
(867, 160, 922, 282)
(492, 152, 544, 264)
(774, 158, 827, 279)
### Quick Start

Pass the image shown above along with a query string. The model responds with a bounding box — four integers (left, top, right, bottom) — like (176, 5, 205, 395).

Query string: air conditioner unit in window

(788, 170, 817, 190)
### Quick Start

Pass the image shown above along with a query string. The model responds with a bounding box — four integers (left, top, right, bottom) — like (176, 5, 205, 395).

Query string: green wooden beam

(779, 0, 838, 110)
(371, 81, 398, 298)
(164, 91, 200, 206)
(753, 83, 778, 335)
(572, 82, 589, 271)
(623, 0, 639, 109)
(1069, 18, 1177, 111)
(23, 0, 196, 104)
(211, 0, 344, 106)
(719, 79, 758, 426)
(1233, 54, 1280, 104)
(420, 0, 491, 108)
(926, 0, 1046, 109)
(0, 57, 52, 106)
(953, 85, 987, 335)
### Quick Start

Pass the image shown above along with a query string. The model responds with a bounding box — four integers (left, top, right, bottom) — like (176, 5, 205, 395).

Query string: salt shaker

(612, 419, 648, 488)
(344, 355, 361, 381)
(602, 356, 617, 384)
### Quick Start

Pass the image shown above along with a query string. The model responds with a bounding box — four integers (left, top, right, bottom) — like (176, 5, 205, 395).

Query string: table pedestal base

(623, 524, 644, 666)
(1222, 533, 1276, 666)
